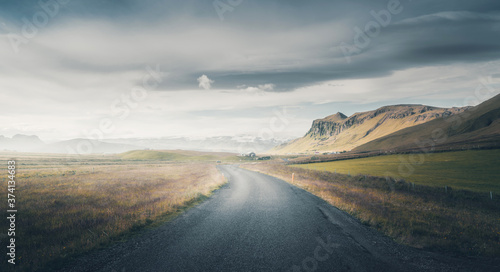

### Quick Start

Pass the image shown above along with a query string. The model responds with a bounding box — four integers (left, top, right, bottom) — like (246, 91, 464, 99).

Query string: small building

(239, 151, 256, 159)
(240, 151, 256, 157)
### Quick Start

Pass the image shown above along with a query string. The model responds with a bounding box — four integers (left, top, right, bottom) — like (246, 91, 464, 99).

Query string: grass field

(294, 149, 500, 193)
(119, 149, 241, 162)
(244, 162, 500, 258)
(0, 152, 226, 272)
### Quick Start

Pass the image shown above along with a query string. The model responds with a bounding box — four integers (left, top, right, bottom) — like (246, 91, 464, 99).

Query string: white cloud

(197, 74, 214, 90)
(256, 84, 275, 91)
(238, 83, 275, 95)
(1, 2, 500, 141)
(1, 60, 498, 141)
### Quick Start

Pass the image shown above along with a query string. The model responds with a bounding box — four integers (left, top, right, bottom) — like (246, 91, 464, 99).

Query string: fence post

(292, 173, 295, 183)
(445, 186, 448, 194)
(491, 191, 493, 200)
(386, 177, 394, 192)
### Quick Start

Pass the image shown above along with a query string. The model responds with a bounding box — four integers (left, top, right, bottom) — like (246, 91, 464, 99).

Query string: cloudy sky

(1, 0, 500, 141)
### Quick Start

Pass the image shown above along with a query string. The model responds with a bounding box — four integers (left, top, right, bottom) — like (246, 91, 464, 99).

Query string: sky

(1, 0, 500, 141)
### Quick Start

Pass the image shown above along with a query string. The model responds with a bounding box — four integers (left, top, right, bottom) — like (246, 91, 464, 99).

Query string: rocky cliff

(354, 94, 500, 152)
(271, 104, 468, 154)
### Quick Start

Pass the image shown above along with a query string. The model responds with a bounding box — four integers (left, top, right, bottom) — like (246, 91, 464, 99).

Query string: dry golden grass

(0, 155, 225, 271)
(243, 163, 500, 257)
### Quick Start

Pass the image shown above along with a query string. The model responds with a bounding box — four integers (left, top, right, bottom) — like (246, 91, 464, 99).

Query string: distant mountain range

(103, 136, 285, 154)
(0, 135, 142, 154)
(271, 104, 469, 154)
(0, 134, 286, 154)
(0, 134, 45, 152)
(4, 94, 498, 156)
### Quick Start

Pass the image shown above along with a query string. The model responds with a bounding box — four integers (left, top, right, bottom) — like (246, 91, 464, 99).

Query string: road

(65, 165, 499, 272)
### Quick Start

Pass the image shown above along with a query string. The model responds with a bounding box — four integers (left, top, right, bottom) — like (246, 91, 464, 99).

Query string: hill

(104, 135, 286, 154)
(47, 139, 141, 154)
(354, 93, 500, 152)
(0, 134, 286, 154)
(271, 105, 468, 154)
(0, 134, 45, 152)
(119, 149, 238, 161)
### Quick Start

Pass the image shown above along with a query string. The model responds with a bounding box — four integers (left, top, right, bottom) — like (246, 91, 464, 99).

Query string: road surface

(64, 165, 499, 272)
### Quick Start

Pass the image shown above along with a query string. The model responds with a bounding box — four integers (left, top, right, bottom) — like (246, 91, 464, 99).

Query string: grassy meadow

(244, 161, 500, 257)
(295, 149, 500, 193)
(0, 152, 226, 272)
(119, 149, 241, 162)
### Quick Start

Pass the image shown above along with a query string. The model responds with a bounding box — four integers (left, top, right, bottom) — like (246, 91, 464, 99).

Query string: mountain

(0, 134, 45, 152)
(44, 139, 141, 154)
(0, 134, 142, 154)
(354, 94, 500, 152)
(0, 134, 286, 154)
(270, 105, 468, 154)
(104, 135, 287, 154)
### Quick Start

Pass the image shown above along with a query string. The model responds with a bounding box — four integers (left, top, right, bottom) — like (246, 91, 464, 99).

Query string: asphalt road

(64, 165, 499, 272)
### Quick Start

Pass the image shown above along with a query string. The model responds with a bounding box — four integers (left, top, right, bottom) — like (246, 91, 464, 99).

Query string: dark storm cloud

(2, 0, 500, 140)
(1, 0, 499, 92)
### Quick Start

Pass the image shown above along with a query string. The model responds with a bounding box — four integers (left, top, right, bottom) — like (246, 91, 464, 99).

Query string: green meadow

(295, 149, 500, 193)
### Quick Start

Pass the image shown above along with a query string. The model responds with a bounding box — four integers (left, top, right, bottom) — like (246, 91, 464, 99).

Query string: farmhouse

(240, 151, 256, 157)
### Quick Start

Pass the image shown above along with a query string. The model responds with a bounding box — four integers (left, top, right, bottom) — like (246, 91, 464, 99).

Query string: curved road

(65, 165, 499, 272)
